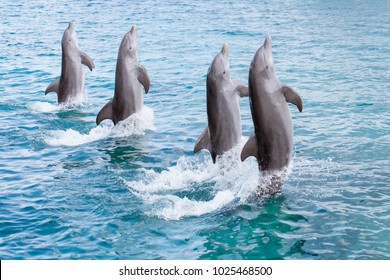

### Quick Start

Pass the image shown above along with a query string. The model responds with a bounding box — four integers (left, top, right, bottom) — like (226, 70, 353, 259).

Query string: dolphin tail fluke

(282, 85, 303, 112)
(45, 78, 60, 95)
(194, 127, 211, 154)
(138, 65, 150, 94)
(236, 84, 249, 97)
(241, 134, 259, 161)
(80, 51, 95, 71)
(96, 100, 113, 125)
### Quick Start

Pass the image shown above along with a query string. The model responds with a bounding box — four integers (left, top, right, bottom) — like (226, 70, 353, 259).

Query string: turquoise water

(1, 0, 389, 259)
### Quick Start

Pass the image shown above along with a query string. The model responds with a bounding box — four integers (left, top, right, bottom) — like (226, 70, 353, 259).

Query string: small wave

(126, 142, 263, 220)
(45, 106, 155, 146)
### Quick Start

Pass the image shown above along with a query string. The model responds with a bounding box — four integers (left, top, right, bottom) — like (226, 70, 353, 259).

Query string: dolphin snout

(264, 36, 272, 49)
(130, 25, 137, 34)
(221, 43, 229, 57)
(68, 22, 74, 30)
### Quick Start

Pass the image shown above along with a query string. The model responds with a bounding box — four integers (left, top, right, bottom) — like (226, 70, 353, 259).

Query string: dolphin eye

(266, 66, 268, 69)
(223, 71, 226, 74)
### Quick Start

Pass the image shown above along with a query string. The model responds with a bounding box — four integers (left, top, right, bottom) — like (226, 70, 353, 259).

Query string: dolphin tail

(96, 100, 113, 125)
(236, 84, 249, 97)
(137, 65, 150, 94)
(45, 78, 60, 95)
(241, 133, 260, 162)
(194, 127, 211, 154)
(80, 51, 95, 71)
(282, 85, 303, 112)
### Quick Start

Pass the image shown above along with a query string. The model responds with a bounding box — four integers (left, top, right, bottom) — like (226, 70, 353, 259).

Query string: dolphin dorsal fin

(282, 85, 303, 112)
(80, 51, 95, 71)
(137, 65, 150, 94)
(96, 100, 113, 125)
(194, 127, 211, 154)
(241, 134, 259, 161)
(45, 78, 60, 95)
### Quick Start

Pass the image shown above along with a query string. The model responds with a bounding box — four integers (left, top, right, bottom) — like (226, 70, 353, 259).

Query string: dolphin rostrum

(45, 22, 95, 104)
(194, 43, 249, 163)
(241, 37, 303, 194)
(96, 25, 150, 125)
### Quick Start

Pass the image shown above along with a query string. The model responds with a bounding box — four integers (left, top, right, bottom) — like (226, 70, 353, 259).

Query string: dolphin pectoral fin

(138, 65, 150, 94)
(282, 85, 303, 112)
(45, 78, 60, 95)
(80, 51, 95, 71)
(96, 100, 113, 125)
(241, 134, 259, 161)
(194, 127, 211, 154)
(236, 85, 249, 97)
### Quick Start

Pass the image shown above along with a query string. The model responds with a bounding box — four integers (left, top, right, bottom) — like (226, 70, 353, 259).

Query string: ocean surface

(1, 0, 389, 259)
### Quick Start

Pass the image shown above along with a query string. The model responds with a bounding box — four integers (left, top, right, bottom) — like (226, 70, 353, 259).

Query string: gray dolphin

(194, 43, 249, 163)
(45, 22, 95, 104)
(241, 37, 303, 194)
(96, 25, 150, 125)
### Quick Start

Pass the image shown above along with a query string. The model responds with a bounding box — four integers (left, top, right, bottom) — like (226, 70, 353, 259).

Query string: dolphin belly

(59, 58, 85, 103)
(112, 73, 144, 124)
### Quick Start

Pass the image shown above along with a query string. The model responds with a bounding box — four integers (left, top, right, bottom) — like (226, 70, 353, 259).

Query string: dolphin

(96, 25, 150, 125)
(241, 37, 303, 194)
(45, 22, 95, 104)
(194, 43, 249, 163)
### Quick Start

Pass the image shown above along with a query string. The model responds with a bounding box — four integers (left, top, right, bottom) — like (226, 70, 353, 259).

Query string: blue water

(1, 0, 389, 259)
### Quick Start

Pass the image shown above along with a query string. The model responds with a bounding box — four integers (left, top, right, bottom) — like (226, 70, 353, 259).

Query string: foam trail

(126, 141, 262, 220)
(45, 106, 155, 146)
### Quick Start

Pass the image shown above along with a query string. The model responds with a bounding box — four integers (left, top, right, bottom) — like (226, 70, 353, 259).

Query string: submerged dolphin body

(241, 37, 303, 194)
(96, 26, 150, 125)
(45, 22, 95, 104)
(194, 43, 249, 163)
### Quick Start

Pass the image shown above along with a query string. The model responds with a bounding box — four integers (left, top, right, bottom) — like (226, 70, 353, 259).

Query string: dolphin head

(119, 25, 138, 61)
(61, 22, 79, 51)
(207, 43, 231, 83)
(251, 36, 274, 74)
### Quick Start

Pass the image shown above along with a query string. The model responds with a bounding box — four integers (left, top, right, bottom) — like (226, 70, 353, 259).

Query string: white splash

(126, 141, 262, 220)
(45, 125, 112, 146)
(30, 88, 90, 113)
(143, 191, 236, 221)
(45, 106, 155, 146)
(29, 101, 61, 113)
(110, 106, 155, 137)
(29, 98, 88, 113)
